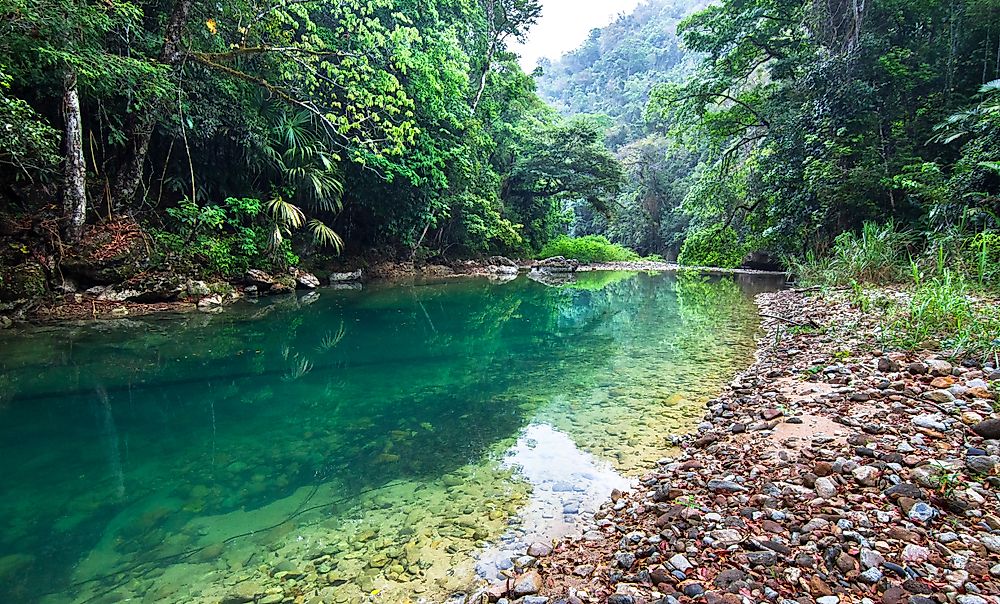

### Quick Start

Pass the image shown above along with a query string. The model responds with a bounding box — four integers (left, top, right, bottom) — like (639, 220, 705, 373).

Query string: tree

(471, 0, 542, 112)
(504, 116, 624, 249)
(62, 69, 86, 241)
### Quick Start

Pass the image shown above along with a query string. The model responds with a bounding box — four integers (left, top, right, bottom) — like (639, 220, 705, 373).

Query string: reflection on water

(0, 271, 783, 603)
(476, 424, 632, 582)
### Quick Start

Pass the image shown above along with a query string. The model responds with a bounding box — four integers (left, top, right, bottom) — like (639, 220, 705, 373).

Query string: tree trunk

(62, 70, 87, 243)
(113, 0, 194, 209)
(471, 41, 497, 113)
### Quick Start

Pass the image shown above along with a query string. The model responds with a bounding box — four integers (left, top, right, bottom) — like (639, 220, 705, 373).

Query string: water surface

(0, 271, 781, 603)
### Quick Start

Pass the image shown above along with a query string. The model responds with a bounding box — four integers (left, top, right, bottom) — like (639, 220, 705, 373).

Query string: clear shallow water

(0, 271, 782, 604)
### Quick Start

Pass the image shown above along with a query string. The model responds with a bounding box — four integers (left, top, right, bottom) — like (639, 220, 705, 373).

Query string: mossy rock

(62, 226, 150, 284)
(0, 262, 47, 302)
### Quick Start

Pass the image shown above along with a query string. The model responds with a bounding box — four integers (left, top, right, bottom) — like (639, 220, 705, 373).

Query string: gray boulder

(329, 269, 363, 283)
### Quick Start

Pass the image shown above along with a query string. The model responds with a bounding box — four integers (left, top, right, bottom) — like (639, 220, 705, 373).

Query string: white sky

(512, 0, 645, 71)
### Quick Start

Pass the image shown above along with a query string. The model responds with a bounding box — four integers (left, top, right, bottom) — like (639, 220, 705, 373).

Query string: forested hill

(534, 0, 704, 147)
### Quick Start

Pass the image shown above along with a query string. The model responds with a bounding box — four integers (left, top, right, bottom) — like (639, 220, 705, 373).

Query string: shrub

(151, 196, 298, 278)
(677, 225, 747, 268)
(538, 235, 640, 263)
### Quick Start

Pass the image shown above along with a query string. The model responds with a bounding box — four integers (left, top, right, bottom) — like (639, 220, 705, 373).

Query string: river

(0, 270, 783, 603)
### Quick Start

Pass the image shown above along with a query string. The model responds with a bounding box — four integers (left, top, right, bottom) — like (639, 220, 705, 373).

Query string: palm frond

(282, 356, 313, 382)
(980, 79, 1000, 94)
(266, 197, 306, 229)
(308, 219, 344, 252)
(317, 322, 346, 352)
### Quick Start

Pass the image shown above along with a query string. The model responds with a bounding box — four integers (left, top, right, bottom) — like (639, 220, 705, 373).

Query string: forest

(0, 0, 622, 297)
(1, 0, 999, 302)
(539, 0, 1000, 275)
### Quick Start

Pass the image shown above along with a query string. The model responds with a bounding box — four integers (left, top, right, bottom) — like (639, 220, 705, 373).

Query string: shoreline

(3, 261, 787, 327)
(479, 288, 1000, 604)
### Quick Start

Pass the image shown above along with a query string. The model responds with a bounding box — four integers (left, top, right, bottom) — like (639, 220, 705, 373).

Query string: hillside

(533, 0, 705, 147)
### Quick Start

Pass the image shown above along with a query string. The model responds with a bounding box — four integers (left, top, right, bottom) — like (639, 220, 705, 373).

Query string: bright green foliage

(0, 0, 628, 265)
(538, 235, 639, 263)
(152, 196, 299, 278)
(677, 225, 746, 268)
(0, 68, 59, 178)
(644, 0, 1000, 264)
(505, 117, 625, 250)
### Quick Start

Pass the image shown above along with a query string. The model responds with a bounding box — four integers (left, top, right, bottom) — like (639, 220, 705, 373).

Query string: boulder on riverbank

(534, 256, 580, 273)
(61, 220, 150, 285)
(97, 272, 185, 303)
(330, 269, 363, 283)
(244, 269, 295, 295)
(486, 256, 520, 275)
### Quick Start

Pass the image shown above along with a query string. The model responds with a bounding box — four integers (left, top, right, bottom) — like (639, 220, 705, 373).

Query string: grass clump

(677, 225, 747, 268)
(791, 221, 914, 286)
(886, 266, 1000, 360)
(538, 235, 639, 263)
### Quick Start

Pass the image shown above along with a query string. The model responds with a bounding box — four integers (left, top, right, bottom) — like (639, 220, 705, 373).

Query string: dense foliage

(534, 0, 703, 258)
(647, 0, 1000, 272)
(538, 235, 639, 263)
(0, 0, 626, 282)
(534, 0, 1000, 276)
(534, 0, 702, 148)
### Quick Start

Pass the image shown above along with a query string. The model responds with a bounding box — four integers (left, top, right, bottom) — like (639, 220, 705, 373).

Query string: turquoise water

(0, 271, 781, 604)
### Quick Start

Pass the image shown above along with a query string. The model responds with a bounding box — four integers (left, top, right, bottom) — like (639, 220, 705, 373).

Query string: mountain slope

(533, 0, 705, 146)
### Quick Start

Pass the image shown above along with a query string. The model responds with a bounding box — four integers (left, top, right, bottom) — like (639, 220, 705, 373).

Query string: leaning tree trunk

(112, 0, 194, 209)
(62, 70, 87, 243)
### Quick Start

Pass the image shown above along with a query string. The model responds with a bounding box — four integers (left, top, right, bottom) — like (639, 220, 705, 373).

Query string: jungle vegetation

(1, 0, 998, 286)
(537, 0, 999, 278)
(0, 0, 622, 280)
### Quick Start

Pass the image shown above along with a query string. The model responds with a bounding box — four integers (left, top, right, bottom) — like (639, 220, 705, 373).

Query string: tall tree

(472, 0, 541, 111)
(61, 69, 86, 241)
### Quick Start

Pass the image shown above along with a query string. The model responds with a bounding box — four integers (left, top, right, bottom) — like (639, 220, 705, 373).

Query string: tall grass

(791, 221, 914, 286)
(887, 264, 1000, 361)
(793, 221, 1000, 362)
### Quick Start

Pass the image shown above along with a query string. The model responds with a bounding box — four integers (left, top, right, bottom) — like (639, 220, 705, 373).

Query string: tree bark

(62, 70, 87, 242)
(112, 0, 194, 209)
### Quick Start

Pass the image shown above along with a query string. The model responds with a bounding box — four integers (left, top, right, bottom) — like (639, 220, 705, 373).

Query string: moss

(0, 262, 46, 302)
(208, 281, 235, 296)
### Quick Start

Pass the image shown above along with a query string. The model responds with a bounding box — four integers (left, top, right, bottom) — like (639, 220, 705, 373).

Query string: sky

(512, 0, 645, 71)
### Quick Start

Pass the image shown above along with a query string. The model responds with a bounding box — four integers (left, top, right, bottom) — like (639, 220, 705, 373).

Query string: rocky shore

(2, 245, 787, 326)
(478, 288, 1000, 604)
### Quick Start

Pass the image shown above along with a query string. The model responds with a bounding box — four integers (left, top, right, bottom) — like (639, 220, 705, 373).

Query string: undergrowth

(789, 221, 914, 286)
(886, 265, 1000, 361)
(796, 221, 1000, 362)
(537, 235, 639, 263)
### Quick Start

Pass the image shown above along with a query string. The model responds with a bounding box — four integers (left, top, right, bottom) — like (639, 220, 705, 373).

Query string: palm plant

(252, 106, 348, 253)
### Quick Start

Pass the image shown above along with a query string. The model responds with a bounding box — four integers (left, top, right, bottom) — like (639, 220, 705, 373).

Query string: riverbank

(2, 257, 786, 326)
(479, 288, 1000, 604)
